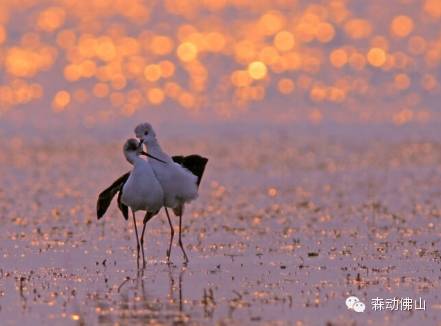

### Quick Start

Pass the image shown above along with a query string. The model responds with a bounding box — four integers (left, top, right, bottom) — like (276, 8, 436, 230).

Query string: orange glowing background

(0, 0, 440, 125)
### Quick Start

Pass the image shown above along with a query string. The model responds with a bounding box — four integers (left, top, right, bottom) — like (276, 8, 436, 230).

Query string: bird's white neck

(145, 138, 172, 162)
(125, 152, 144, 165)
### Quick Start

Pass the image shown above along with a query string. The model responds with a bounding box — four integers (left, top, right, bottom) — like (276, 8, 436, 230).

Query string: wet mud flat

(0, 126, 440, 325)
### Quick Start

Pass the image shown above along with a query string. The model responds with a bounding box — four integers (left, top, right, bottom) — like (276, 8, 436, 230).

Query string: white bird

(120, 138, 164, 266)
(96, 131, 208, 264)
(134, 122, 207, 262)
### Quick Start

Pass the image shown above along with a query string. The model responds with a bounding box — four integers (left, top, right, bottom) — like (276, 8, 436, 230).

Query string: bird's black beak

(140, 151, 167, 164)
(138, 139, 166, 163)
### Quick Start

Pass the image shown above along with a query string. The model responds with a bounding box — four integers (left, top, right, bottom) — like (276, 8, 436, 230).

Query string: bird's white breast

(122, 159, 164, 212)
(150, 160, 198, 208)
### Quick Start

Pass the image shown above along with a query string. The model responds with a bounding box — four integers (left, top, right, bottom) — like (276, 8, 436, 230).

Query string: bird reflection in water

(96, 266, 188, 324)
(167, 265, 184, 313)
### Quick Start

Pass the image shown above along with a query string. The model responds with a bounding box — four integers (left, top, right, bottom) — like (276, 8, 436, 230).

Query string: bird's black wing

(117, 188, 129, 220)
(172, 154, 208, 187)
(97, 172, 130, 220)
(171, 155, 185, 165)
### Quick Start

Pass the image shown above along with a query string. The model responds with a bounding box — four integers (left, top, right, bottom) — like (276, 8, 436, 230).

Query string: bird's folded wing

(96, 172, 130, 219)
(117, 188, 129, 220)
(172, 155, 208, 187)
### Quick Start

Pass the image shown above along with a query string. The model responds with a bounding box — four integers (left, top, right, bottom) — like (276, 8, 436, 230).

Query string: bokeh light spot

(330, 49, 348, 68)
(177, 42, 198, 62)
(274, 31, 295, 52)
(344, 19, 372, 39)
(52, 90, 71, 111)
(56, 29, 76, 49)
(144, 64, 162, 82)
(147, 88, 165, 105)
(367, 48, 387, 67)
(5, 48, 38, 77)
(394, 73, 411, 90)
(316, 22, 335, 43)
(37, 7, 66, 32)
(158, 60, 175, 78)
(95, 37, 117, 62)
(64, 64, 82, 82)
(93, 83, 109, 98)
(277, 78, 295, 94)
(424, 0, 441, 18)
(390, 15, 414, 38)
(231, 70, 252, 87)
(248, 61, 267, 80)
(206, 32, 226, 52)
(258, 11, 285, 35)
(151, 35, 174, 55)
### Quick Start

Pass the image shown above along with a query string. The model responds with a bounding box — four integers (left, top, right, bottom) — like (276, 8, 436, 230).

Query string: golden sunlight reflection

(0, 0, 439, 124)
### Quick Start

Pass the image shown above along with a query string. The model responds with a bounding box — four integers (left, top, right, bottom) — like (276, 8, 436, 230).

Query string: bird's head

(123, 138, 142, 163)
(134, 122, 156, 146)
(123, 136, 167, 164)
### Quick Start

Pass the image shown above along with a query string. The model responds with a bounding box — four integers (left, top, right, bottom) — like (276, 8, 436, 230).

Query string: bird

(134, 122, 208, 263)
(97, 143, 167, 222)
(96, 136, 208, 264)
(117, 138, 164, 266)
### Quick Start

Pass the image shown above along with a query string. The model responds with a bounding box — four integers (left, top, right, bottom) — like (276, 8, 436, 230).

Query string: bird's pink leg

(178, 210, 189, 263)
(164, 207, 175, 262)
(132, 210, 140, 266)
(140, 212, 154, 267)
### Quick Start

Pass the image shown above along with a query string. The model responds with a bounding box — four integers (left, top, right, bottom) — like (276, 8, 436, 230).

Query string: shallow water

(0, 126, 440, 325)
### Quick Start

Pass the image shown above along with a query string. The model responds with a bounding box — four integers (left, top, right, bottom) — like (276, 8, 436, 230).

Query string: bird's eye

(144, 131, 149, 135)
